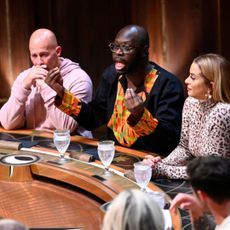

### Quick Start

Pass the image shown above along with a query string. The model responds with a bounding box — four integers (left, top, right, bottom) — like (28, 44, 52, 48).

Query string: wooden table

(0, 128, 181, 229)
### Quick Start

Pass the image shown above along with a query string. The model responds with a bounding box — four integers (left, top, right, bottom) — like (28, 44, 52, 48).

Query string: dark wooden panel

(0, 0, 33, 98)
(30, 0, 132, 92)
(220, 0, 230, 60)
(160, 0, 204, 90)
(0, 0, 10, 98)
(130, 0, 229, 92)
(201, 0, 219, 53)
(1, 0, 229, 100)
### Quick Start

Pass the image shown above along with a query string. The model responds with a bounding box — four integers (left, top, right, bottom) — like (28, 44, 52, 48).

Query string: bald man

(46, 25, 185, 156)
(0, 28, 93, 137)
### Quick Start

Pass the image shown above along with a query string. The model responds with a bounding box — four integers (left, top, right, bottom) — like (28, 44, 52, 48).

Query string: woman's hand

(143, 155, 162, 168)
(143, 155, 162, 166)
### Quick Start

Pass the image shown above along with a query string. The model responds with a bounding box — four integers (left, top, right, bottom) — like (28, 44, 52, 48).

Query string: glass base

(47, 157, 70, 165)
(140, 187, 148, 193)
(102, 168, 113, 177)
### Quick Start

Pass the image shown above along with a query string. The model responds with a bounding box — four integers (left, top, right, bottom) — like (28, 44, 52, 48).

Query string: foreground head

(0, 219, 28, 230)
(109, 25, 149, 74)
(29, 28, 62, 70)
(187, 156, 230, 204)
(102, 189, 164, 230)
(185, 53, 230, 102)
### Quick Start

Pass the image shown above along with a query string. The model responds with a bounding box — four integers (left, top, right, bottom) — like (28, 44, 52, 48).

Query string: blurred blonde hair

(102, 189, 164, 230)
(193, 53, 230, 103)
(0, 219, 28, 230)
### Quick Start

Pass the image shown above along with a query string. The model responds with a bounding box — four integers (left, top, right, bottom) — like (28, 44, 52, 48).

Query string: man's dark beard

(121, 56, 143, 75)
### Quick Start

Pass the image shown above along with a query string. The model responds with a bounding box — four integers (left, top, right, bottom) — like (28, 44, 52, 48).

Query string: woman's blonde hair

(0, 219, 28, 230)
(193, 53, 230, 103)
(102, 189, 164, 230)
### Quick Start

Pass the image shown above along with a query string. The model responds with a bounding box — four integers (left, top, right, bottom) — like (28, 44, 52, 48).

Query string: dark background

(1, 0, 230, 99)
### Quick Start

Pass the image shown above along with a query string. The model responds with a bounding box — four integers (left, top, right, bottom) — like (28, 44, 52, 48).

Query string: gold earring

(205, 91, 212, 100)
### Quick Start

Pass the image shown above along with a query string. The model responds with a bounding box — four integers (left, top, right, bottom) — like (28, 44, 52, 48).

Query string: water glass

(97, 140, 115, 176)
(148, 191, 165, 209)
(134, 161, 152, 192)
(53, 129, 70, 164)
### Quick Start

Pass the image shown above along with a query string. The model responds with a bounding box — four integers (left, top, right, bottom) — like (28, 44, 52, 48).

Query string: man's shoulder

(101, 64, 118, 83)
(215, 214, 230, 230)
(151, 62, 180, 82)
(60, 57, 91, 82)
(151, 62, 184, 94)
(102, 64, 116, 75)
(59, 57, 80, 73)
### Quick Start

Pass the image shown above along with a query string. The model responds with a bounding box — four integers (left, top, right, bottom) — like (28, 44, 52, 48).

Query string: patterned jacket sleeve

(154, 98, 194, 179)
(203, 104, 230, 157)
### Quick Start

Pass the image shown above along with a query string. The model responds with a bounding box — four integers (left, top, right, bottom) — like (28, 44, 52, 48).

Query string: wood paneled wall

(0, 0, 33, 99)
(0, 0, 229, 100)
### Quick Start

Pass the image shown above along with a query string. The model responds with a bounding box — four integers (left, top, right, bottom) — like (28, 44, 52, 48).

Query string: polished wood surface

(0, 128, 181, 229)
(0, 179, 101, 229)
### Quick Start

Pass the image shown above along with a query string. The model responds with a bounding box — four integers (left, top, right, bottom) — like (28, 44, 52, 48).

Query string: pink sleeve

(0, 72, 31, 129)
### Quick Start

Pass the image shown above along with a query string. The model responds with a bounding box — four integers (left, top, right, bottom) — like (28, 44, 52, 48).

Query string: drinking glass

(97, 140, 115, 176)
(148, 191, 165, 209)
(134, 161, 152, 192)
(53, 129, 70, 164)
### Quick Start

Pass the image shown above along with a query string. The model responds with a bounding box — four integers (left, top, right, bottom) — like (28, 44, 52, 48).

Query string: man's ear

(140, 45, 149, 58)
(197, 190, 208, 203)
(56, 46, 62, 57)
(144, 45, 149, 57)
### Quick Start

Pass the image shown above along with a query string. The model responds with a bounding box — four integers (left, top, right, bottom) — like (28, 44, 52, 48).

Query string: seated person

(170, 156, 230, 230)
(45, 25, 185, 156)
(0, 28, 93, 137)
(143, 53, 230, 179)
(102, 189, 164, 230)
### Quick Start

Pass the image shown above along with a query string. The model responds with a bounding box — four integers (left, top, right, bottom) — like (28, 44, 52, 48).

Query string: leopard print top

(155, 97, 230, 179)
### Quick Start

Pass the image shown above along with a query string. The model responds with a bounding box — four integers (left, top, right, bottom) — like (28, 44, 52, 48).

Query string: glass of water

(53, 129, 70, 164)
(148, 191, 165, 209)
(97, 140, 115, 176)
(134, 161, 152, 192)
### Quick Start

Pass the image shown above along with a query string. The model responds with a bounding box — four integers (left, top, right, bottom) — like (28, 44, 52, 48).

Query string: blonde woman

(102, 189, 164, 230)
(144, 53, 230, 179)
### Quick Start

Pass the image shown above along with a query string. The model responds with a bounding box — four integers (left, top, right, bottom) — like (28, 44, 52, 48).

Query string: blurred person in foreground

(102, 189, 164, 230)
(144, 53, 230, 179)
(0, 218, 28, 230)
(45, 24, 185, 156)
(0, 28, 93, 137)
(170, 156, 230, 230)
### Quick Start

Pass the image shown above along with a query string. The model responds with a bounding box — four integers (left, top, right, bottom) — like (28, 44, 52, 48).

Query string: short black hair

(135, 25, 149, 47)
(119, 25, 149, 47)
(187, 156, 230, 203)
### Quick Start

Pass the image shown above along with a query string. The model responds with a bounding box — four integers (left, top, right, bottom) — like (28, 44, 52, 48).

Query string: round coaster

(0, 154, 40, 166)
(112, 153, 140, 169)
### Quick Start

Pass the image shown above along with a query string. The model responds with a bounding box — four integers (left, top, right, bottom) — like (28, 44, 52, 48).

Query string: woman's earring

(205, 90, 212, 100)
